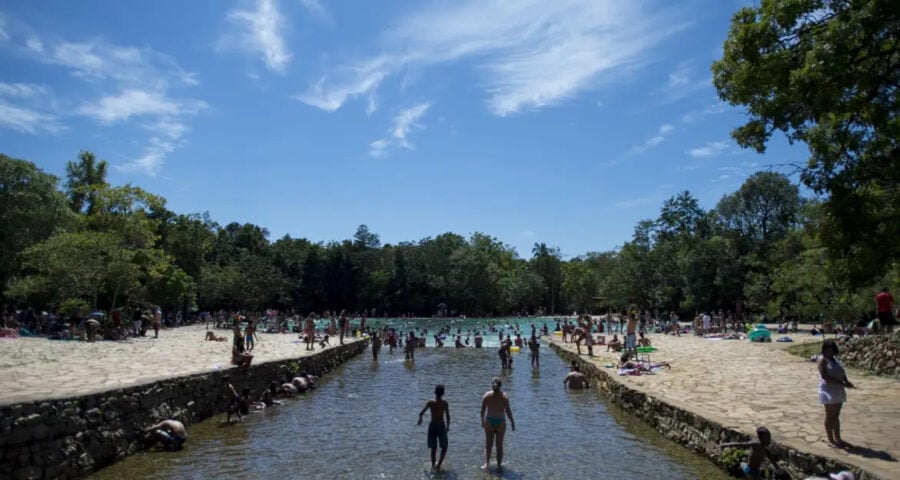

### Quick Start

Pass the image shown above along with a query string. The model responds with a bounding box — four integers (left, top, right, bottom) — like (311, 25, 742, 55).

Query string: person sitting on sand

(205, 331, 226, 342)
(637, 332, 651, 347)
(719, 427, 778, 479)
(231, 328, 253, 371)
(142, 419, 187, 451)
(607, 334, 622, 352)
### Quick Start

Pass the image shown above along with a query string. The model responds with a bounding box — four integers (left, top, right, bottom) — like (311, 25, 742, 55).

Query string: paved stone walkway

(0, 325, 361, 406)
(546, 333, 900, 480)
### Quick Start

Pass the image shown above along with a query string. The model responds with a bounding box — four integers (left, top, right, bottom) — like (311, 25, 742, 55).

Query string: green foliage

(0, 154, 76, 291)
(713, 0, 900, 285)
(719, 447, 745, 475)
(2, 150, 896, 321)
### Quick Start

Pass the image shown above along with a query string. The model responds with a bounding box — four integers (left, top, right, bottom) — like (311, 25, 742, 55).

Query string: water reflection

(90, 347, 726, 480)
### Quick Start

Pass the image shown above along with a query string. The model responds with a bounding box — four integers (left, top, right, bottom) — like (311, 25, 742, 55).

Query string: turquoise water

(323, 316, 560, 348)
(90, 343, 726, 480)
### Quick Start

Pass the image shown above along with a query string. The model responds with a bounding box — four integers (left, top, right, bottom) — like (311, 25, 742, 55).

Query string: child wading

(418, 384, 451, 471)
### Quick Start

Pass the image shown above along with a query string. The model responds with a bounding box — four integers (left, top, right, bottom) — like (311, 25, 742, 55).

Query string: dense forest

(1, 151, 895, 321)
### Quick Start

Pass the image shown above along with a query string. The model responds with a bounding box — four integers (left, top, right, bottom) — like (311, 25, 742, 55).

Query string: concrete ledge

(547, 341, 883, 480)
(0, 340, 366, 480)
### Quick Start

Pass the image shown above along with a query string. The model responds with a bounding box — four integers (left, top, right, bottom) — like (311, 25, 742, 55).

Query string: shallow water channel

(91, 346, 727, 480)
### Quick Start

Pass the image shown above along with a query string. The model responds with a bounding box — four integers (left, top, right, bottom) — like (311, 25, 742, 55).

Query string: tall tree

(65, 150, 109, 215)
(713, 0, 900, 285)
(0, 155, 76, 291)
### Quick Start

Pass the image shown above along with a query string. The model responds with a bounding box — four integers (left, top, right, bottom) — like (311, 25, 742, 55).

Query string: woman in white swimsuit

(817, 340, 855, 448)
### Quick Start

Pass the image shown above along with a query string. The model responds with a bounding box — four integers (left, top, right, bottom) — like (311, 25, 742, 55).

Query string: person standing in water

(418, 384, 451, 471)
(371, 332, 381, 361)
(528, 335, 540, 368)
(481, 378, 515, 471)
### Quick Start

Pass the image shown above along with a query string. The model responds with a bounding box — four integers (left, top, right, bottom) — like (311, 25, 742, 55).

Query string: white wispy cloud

(0, 15, 8, 41)
(655, 60, 711, 103)
(613, 196, 657, 209)
(0, 100, 61, 134)
(369, 103, 431, 157)
(681, 102, 728, 123)
(688, 140, 730, 158)
(297, 0, 686, 115)
(222, 0, 292, 74)
(76, 89, 206, 124)
(298, 0, 330, 22)
(294, 56, 389, 111)
(0, 82, 50, 97)
(629, 123, 674, 154)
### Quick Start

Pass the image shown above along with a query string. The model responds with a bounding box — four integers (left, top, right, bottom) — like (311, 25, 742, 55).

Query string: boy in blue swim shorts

(719, 427, 778, 478)
(418, 384, 450, 471)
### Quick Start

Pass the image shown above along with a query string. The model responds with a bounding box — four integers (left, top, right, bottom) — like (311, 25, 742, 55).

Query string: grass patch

(786, 341, 823, 359)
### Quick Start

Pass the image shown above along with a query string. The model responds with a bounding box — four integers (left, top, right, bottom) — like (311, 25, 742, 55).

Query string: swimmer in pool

(142, 419, 187, 451)
(481, 377, 515, 471)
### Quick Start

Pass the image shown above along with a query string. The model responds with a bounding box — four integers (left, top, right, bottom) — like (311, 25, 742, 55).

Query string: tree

(353, 224, 381, 249)
(65, 150, 109, 215)
(0, 155, 76, 291)
(713, 0, 900, 285)
(531, 242, 562, 314)
(715, 172, 800, 249)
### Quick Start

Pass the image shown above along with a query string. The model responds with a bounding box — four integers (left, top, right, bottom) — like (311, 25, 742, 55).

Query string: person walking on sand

(304, 315, 316, 351)
(418, 384, 451, 471)
(818, 340, 855, 448)
(481, 378, 515, 471)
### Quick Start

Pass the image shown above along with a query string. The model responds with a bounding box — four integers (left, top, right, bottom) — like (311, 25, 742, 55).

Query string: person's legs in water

(483, 428, 495, 469)
(494, 420, 507, 469)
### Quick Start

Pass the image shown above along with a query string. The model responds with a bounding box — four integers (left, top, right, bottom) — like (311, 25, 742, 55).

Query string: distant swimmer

(418, 384, 451, 471)
(481, 378, 515, 471)
(564, 361, 589, 390)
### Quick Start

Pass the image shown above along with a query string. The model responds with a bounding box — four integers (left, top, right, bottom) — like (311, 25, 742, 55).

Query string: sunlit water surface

(90, 347, 726, 480)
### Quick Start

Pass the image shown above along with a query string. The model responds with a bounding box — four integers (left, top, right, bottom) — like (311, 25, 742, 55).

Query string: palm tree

(531, 242, 561, 314)
(65, 150, 108, 215)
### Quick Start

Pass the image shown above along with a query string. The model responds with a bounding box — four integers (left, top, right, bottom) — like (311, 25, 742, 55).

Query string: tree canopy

(712, 0, 900, 286)
(2, 152, 896, 323)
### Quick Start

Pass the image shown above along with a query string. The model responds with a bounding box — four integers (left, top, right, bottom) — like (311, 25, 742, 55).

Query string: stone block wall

(548, 343, 881, 480)
(0, 341, 366, 480)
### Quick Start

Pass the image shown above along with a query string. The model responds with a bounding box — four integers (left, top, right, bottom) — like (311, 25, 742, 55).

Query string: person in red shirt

(876, 288, 895, 333)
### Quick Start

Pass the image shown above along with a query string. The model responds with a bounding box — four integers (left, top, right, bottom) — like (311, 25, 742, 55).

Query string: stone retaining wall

(0, 341, 366, 480)
(548, 343, 881, 480)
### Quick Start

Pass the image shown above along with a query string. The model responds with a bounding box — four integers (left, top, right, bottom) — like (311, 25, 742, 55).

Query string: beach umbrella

(87, 312, 106, 320)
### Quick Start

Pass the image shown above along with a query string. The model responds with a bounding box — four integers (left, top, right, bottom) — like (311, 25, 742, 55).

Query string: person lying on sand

(206, 331, 227, 342)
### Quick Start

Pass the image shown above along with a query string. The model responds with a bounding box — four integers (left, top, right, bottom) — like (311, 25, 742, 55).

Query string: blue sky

(0, 0, 808, 258)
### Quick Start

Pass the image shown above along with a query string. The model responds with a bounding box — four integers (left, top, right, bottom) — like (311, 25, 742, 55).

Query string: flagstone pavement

(0, 325, 361, 406)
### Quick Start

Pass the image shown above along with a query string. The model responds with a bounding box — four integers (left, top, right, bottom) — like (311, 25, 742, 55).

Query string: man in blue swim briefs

(481, 377, 515, 471)
(418, 384, 451, 471)
(141, 419, 187, 451)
